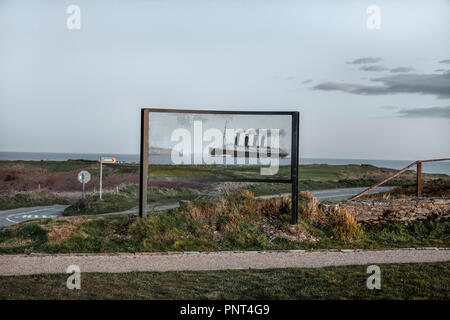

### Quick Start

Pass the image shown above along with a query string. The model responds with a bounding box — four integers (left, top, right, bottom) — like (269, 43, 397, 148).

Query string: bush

(256, 197, 290, 217)
(18, 223, 48, 244)
(298, 191, 326, 225)
(328, 207, 364, 241)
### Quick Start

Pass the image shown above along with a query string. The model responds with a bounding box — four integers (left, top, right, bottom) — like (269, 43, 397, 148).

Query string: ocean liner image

(209, 122, 289, 159)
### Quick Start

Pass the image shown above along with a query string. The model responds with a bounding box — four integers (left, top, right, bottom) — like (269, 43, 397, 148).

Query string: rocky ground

(322, 198, 450, 225)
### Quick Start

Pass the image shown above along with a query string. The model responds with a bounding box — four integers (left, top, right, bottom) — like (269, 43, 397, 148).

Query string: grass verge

(0, 191, 448, 254)
(62, 185, 202, 216)
(0, 262, 448, 299)
(0, 191, 70, 210)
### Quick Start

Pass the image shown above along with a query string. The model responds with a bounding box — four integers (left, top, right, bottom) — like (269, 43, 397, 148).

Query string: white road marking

(6, 208, 53, 223)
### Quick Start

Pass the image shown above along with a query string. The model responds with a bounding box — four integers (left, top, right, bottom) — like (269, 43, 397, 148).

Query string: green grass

(0, 159, 98, 172)
(0, 262, 448, 299)
(0, 206, 448, 254)
(0, 192, 70, 210)
(62, 185, 202, 216)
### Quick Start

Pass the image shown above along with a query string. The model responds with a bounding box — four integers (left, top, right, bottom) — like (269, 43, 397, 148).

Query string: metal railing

(350, 158, 450, 200)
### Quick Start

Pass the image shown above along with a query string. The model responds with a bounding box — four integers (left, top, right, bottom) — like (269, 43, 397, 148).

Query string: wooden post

(417, 161, 422, 197)
(139, 109, 149, 218)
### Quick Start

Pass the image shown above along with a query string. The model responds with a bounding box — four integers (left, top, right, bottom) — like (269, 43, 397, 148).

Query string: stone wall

(322, 198, 450, 225)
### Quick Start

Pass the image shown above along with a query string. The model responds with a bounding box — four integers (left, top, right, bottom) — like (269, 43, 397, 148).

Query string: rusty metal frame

(139, 108, 300, 224)
(350, 158, 450, 200)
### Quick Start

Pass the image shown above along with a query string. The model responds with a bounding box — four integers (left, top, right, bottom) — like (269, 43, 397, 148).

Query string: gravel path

(1, 248, 449, 276)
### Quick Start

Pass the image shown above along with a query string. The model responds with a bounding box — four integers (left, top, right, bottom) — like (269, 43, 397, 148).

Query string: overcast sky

(0, 0, 449, 160)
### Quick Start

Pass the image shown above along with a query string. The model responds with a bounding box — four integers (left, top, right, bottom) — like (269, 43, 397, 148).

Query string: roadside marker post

(77, 170, 91, 203)
(100, 157, 116, 199)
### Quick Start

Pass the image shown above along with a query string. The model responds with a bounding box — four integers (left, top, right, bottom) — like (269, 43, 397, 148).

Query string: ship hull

(209, 145, 288, 158)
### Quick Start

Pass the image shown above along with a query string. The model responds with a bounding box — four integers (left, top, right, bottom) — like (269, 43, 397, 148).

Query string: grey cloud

(347, 57, 382, 64)
(380, 105, 399, 110)
(313, 71, 450, 99)
(302, 79, 312, 84)
(360, 65, 388, 72)
(439, 59, 450, 64)
(390, 67, 414, 73)
(396, 106, 450, 119)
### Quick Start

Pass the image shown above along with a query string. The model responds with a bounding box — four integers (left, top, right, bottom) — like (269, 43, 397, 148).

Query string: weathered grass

(62, 185, 201, 216)
(0, 262, 448, 300)
(0, 191, 448, 254)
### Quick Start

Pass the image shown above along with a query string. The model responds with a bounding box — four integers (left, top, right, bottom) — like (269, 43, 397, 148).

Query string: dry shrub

(256, 197, 290, 217)
(328, 207, 364, 241)
(230, 189, 255, 201)
(183, 198, 230, 227)
(298, 191, 327, 225)
(184, 201, 209, 221)
(45, 217, 87, 243)
(47, 224, 80, 243)
(216, 213, 245, 233)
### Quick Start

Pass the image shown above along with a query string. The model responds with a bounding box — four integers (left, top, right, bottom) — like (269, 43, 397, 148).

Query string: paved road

(260, 186, 396, 201)
(0, 248, 448, 276)
(0, 205, 70, 228)
(0, 186, 395, 227)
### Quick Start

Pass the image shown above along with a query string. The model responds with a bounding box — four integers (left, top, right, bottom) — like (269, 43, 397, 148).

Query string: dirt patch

(44, 217, 91, 243)
(257, 218, 321, 242)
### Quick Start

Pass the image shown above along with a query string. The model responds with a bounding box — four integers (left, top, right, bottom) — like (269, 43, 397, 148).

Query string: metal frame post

(417, 161, 422, 197)
(139, 109, 149, 218)
(290, 112, 299, 225)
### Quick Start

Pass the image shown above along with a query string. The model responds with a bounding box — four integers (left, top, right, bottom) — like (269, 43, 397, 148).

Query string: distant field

(1, 262, 448, 300)
(0, 159, 448, 211)
(2, 159, 447, 192)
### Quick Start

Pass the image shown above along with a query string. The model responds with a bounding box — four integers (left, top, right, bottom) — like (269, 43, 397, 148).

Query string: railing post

(417, 161, 422, 197)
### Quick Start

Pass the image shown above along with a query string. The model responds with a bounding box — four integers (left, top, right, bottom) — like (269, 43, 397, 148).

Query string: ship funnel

(253, 134, 258, 147)
(260, 135, 266, 147)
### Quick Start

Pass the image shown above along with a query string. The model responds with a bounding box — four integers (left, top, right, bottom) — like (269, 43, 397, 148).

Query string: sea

(0, 152, 449, 175)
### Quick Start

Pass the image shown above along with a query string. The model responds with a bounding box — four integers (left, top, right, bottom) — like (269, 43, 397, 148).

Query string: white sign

(77, 171, 91, 184)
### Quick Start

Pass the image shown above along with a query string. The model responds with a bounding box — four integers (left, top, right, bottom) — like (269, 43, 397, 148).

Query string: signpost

(77, 170, 91, 202)
(100, 157, 116, 199)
